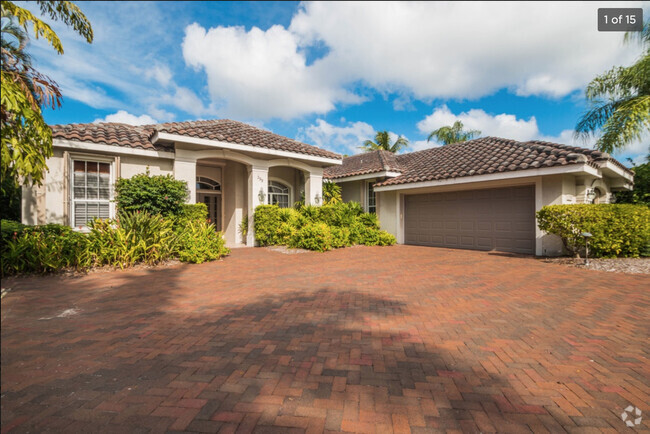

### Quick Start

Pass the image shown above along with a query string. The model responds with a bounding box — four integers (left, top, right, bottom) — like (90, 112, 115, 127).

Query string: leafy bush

(115, 170, 188, 217)
(1, 223, 89, 276)
(175, 219, 229, 264)
(254, 202, 396, 251)
(180, 203, 208, 221)
(289, 222, 332, 252)
(323, 182, 342, 204)
(615, 158, 649, 204)
(536, 204, 650, 257)
(253, 205, 282, 246)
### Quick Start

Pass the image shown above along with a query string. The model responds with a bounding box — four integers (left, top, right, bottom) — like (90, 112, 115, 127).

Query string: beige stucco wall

(120, 155, 173, 178)
(268, 166, 303, 205)
(374, 174, 621, 257)
(222, 160, 248, 246)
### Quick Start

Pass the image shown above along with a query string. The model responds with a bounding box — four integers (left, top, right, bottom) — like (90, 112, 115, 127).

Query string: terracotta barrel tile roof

(51, 119, 341, 160)
(324, 150, 402, 179)
(154, 119, 341, 160)
(340, 137, 631, 188)
(50, 123, 170, 152)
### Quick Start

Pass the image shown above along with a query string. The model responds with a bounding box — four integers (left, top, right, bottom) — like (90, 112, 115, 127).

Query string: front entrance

(197, 193, 222, 231)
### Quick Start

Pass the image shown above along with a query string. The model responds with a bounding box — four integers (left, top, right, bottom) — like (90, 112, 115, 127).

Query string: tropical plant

(114, 170, 188, 217)
(322, 181, 342, 204)
(1, 1, 93, 198)
(427, 121, 481, 145)
(574, 19, 650, 153)
(175, 219, 229, 264)
(361, 130, 409, 153)
(615, 156, 650, 204)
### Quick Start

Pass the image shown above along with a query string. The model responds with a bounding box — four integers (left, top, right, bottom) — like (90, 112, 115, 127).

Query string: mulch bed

(540, 256, 650, 275)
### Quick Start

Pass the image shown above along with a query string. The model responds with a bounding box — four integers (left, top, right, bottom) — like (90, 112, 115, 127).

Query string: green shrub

(87, 211, 176, 268)
(323, 181, 342, 204)
(180, 203, 208, 221)
(289, 222, 332, 252)
(175, 220, 230, 264)
(254, 202, 396, 251)
(253, 205, 282, 246)
(536, 204, 650, 257)
(1, 225, 89, 276)
(115, 170, 188, 217)
(330, 226, 350, 248)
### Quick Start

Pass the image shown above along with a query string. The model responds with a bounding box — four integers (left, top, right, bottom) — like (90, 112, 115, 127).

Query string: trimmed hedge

(253, 202, 396, 251)
(536, 204, 650, 257)
(114, 170, 188, 217)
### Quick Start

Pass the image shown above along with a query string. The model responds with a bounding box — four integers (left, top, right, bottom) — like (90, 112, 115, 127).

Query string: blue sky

(25, 1, 649, 164)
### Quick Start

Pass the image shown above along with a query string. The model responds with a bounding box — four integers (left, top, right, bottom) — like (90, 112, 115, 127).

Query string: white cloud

(297, 119, 375, 154)
(180, 2, 642, 120)
(182, 23, 361, 119)
(417, 105, 540, 142)
(145, 65, 173, 87)
(94, 110, 157, 125)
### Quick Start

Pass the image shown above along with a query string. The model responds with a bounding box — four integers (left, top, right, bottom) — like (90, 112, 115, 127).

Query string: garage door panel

(404, 185, 535, 255)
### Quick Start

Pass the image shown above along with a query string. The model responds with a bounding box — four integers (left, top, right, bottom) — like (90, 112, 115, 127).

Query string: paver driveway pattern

(1, 246, 648, 433)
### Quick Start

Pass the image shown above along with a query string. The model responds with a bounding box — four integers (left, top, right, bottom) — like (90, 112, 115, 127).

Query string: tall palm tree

(574, 20, 649, 153)
(361, 130, 409, 153)
(427, 121, 481, 145)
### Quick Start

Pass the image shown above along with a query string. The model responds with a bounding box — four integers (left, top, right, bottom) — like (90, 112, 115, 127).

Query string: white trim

(365, 180, 376, 213)
(54, 139, 175, 159)
(69, 155, 115, 229)
(598, 160, 634, 182)
(328, 170, 401, 183)
(374, 164, 601, 192)
(155, 132, 342, 166)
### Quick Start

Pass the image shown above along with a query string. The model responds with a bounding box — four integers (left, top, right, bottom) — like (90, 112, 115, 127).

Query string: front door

(197, 193, 222, 231)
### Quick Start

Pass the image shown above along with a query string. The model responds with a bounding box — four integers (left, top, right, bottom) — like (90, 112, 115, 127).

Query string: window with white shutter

(72, 160, 112, 227)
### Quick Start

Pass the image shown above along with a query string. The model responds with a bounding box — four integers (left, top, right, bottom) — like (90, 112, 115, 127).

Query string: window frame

(366, 180, 376, 213)
(196, 176, 221, 192)
(69, 154, 115, 229)
(268, 179, 291, 208)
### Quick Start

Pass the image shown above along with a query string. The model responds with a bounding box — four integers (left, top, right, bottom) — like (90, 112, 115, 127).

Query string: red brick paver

(1, 246, 648, 433)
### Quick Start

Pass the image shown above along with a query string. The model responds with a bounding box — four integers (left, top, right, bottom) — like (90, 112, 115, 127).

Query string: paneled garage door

(404, 185, 535, 254)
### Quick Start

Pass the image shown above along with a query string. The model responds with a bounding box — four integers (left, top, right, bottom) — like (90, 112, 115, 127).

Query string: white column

(247, 165, 269, 246)
(174, 150, 197, 204)
(304, 169, 323, 206)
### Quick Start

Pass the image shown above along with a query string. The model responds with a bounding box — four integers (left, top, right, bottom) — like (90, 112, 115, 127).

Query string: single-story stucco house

(23, 120, 633, 255)
(324, 138, 634, 256)
(22, 119, 342, 247)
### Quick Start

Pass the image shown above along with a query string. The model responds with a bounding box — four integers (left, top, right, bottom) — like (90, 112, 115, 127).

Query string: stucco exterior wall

(338, 180, 363, 205)
(377, 190, 398, 237)
(222, 160, 248, 246)
(120, 155, 173, 178)
(268, 166, 302, 205)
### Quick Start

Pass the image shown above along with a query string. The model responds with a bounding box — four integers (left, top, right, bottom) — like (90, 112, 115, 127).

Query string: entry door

(197, 193, 222, 231)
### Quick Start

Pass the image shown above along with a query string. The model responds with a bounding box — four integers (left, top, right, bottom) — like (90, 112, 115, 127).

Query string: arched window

(268, 181, 290, 208)
(196, 176, 220, 191)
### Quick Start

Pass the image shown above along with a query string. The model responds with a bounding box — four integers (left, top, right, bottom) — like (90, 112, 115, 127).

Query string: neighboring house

(324, 137, 634, 256)
(22, 120, 342, 247)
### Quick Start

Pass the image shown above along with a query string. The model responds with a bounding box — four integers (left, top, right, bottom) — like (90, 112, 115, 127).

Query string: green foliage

(361, 130, 409, 153)
(536, 204, 650, 257)
(1, 1, 92, 198)
(87, 211, 176, 268)
(575, 19, 649, 153)
(180, 203, 208, 221)
(253, 205, 282, 246)
(254, 202, 396, 251)
(175, 219, 229, 264)
(615, 158, 650, 204)
(289, 222, 332, 252)
(427, 120, 481, 145)
(323, 181, 342, 204)
(238, 214, 249, 242)
(1, 222, 89, 275)
(0, 170, 21, 220)
(114, 170, 188, 217)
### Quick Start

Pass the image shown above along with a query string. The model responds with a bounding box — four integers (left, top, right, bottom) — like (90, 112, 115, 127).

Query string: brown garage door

(404, 185, 535, 254)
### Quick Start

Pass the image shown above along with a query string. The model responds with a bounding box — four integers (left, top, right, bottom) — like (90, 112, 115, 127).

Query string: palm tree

(427, 121, 481, 145)
(574, 20, 649, 153)
(361, 130, 409, 153)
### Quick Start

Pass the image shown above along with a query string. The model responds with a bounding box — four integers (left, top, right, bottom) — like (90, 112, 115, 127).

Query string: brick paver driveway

(1, 246, 648, 433)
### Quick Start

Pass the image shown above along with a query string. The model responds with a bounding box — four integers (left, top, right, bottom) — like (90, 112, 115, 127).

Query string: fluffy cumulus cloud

(182, 24, 360, 119)
(297, 119, 375, 154)
(94, 110, 157, 125)
(182, 2, 641, 119)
